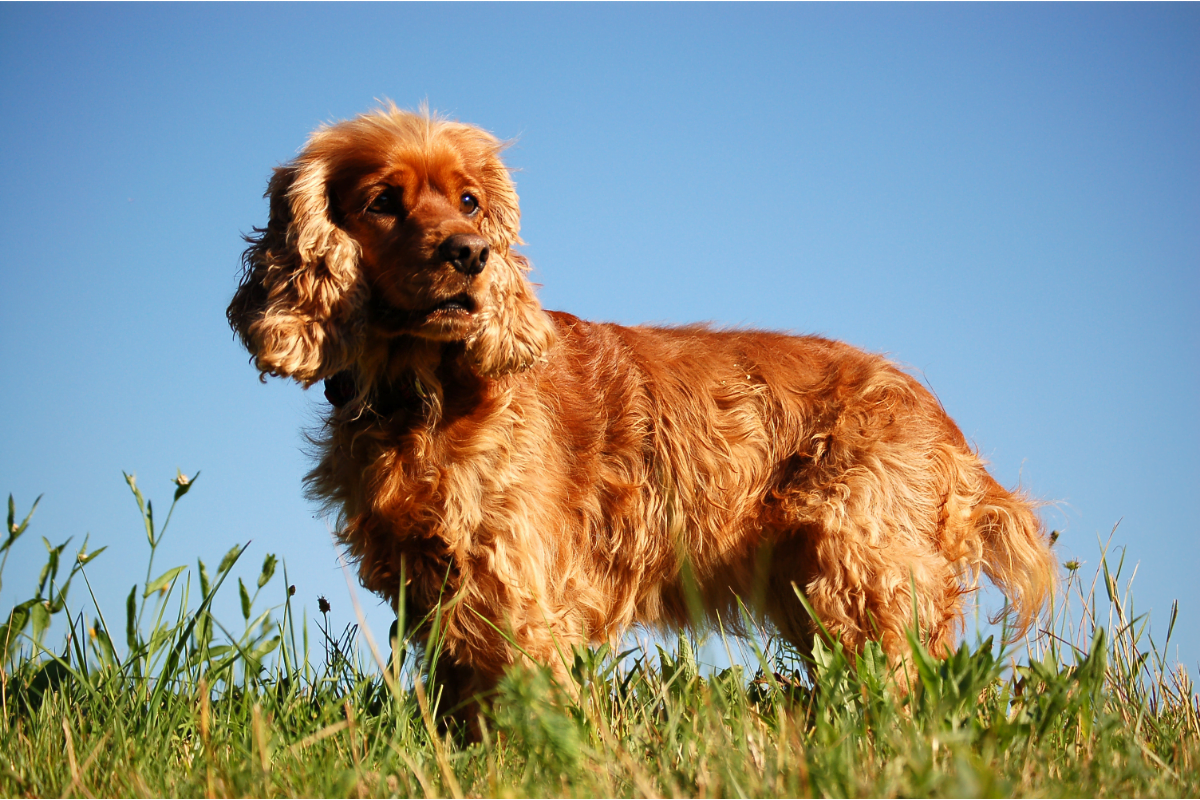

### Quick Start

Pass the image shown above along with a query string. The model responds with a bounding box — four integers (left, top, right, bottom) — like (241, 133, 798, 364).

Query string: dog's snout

(438, 234, 489, 276)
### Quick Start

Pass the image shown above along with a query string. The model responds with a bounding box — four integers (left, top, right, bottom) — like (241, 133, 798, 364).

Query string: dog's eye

(368, 189, 403, 217)
(460, 193, 479, 216)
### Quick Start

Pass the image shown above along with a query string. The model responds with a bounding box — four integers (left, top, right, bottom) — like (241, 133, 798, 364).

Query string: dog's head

(227, 104, 556, 386)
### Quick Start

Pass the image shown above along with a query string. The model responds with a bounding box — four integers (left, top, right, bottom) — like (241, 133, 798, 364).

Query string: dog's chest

(342, 388, 554, 548)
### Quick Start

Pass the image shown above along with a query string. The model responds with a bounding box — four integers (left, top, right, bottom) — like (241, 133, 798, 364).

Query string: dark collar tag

(323, 371, 356, 407)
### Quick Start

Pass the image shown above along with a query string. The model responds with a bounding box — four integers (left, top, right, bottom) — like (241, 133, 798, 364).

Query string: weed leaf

(144, 565, 186, 598)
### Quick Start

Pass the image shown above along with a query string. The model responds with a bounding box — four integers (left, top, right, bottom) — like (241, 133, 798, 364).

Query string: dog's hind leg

(762, 456, 971, 678)
(768, 530, 964, 662)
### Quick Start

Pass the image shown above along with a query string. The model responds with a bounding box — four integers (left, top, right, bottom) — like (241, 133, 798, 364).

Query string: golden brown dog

(228, 104, 1056, 718)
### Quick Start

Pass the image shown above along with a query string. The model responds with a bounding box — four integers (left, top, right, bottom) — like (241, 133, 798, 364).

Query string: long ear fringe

(465, 252, 557, 377)
(451, 127, 557, 377)
(227, 165, 367, 385)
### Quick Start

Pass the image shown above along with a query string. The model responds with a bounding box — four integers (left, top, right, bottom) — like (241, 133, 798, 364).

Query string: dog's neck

(322, 369, 424, 418)
(325, 338, 486, 422)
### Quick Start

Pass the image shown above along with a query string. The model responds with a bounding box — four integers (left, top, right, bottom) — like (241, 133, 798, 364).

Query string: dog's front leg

(424, 657, 491, 742)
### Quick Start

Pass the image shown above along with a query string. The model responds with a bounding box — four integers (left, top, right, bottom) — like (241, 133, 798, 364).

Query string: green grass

(1, 474, 1197, 798)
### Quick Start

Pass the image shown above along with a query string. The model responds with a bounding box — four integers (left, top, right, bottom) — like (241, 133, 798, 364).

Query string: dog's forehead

(344, 143, 480, 198)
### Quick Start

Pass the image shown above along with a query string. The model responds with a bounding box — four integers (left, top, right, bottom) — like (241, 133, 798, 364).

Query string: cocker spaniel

(228, 104, 1056, 721)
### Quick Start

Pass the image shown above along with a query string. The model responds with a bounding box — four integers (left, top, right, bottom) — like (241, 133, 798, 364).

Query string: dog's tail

(967, 471, 1057, 641)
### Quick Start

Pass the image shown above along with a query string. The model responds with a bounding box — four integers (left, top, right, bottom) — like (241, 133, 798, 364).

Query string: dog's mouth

(426, 294, 476, 317)
(370, 293, 478, 335)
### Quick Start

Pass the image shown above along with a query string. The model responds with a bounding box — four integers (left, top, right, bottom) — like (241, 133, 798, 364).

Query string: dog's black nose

(438, 234, 489, 276)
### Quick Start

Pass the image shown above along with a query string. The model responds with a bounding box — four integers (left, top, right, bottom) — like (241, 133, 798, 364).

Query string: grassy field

(1, 474, 1197, 798)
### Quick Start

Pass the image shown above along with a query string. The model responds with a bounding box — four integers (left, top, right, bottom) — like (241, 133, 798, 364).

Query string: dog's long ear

(227, 160, 367, 385)
(464, 142, 557, 377)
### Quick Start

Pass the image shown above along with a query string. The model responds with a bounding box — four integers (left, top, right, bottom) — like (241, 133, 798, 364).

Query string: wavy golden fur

(228, 104, 1057, 720)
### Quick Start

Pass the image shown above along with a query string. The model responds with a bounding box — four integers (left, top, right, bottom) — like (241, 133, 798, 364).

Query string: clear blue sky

(2, 4, 1197, 675)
